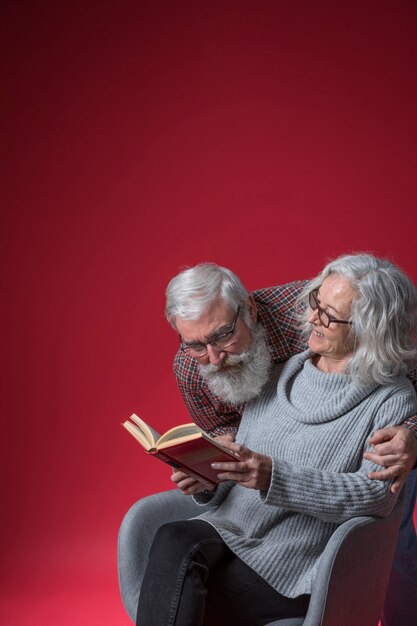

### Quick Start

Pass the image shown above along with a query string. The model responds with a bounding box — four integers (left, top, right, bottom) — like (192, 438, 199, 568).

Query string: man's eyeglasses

(180, 307, 240, 357)
(308, 289, 353, 328)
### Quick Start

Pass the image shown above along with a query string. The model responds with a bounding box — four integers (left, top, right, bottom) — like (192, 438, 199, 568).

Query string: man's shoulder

(252, 280, 309, 359)
(253, 280, 309, 312)
(173, 348, 204, 392)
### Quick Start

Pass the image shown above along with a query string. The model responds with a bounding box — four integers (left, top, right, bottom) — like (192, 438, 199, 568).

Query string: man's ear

(246, 294, 258, 324)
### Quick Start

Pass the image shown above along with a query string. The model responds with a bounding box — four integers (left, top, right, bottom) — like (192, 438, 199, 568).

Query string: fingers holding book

(171, 468, 217, 496)
(211, 441, 272, 492)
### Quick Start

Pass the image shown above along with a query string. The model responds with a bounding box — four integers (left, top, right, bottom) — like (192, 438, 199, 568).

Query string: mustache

(200, 351, 250, 374)
(197, 323, 273, 404)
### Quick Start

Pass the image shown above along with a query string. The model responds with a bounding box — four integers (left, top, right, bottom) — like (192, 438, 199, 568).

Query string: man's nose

(206, 344, 226, 366)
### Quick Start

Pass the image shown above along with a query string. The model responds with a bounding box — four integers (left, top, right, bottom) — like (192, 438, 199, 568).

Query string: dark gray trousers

(136, 519, 309, 626)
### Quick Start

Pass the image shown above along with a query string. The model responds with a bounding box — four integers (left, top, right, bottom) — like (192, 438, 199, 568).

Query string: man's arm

(365, 367, 417, 492)
(172, 280, 309, 434)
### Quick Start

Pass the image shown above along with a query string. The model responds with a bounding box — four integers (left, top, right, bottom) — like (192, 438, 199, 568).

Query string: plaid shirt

(173, 280, 417, 436)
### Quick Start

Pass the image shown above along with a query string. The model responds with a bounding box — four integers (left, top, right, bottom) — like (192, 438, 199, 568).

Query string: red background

(1, 2, 416, 624)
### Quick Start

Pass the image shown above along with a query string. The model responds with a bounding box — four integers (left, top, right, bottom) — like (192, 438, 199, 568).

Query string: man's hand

(211, 440, 272, 491)
(364, 425, 417, 493)
(170, 432, 236, 496)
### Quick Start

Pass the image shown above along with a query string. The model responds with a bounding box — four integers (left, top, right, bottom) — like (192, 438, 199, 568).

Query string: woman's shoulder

(371, 375, 417, 425)
(382, 374, 416, 397)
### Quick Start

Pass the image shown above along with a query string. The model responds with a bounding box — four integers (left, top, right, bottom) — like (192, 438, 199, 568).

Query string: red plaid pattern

(173, 280, 417, 436)
(404, 415, 417, 435)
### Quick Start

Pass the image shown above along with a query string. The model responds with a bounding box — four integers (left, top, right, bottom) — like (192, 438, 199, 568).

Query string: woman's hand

(170, 470, 215, 496)
(211, 440, 272, 491)
(364, 425, 417, 493)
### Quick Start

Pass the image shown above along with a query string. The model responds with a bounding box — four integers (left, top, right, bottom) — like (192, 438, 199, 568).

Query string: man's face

(175, 297, 272, 404)
(175, 298, 255, 368)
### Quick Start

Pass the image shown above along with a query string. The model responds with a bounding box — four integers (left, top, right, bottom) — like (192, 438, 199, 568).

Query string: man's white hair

(165, 263, 249, 327)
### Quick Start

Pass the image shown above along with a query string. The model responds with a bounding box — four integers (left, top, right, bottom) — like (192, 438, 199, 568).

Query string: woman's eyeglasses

(308, 289, 352, 328)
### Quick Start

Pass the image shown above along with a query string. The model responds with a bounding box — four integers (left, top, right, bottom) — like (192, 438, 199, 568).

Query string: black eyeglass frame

(179, 306, 241, 357)
(308, 289, 353, 328)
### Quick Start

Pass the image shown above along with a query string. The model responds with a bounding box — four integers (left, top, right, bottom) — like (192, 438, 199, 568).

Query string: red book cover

(151, 437, 236, 485)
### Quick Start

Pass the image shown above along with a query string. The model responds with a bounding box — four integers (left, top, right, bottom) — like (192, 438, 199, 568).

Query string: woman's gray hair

(165, 263, 250, 328)
(298, 253, 417, 386)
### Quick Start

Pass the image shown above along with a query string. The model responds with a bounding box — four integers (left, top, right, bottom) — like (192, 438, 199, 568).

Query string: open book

(122, 413, 238, 486)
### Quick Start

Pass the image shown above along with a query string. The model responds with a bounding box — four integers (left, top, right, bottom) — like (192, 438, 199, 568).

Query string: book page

(157, 423, 202, 446)
(122, 421, 153, 450)
(126, 414, 161, 448)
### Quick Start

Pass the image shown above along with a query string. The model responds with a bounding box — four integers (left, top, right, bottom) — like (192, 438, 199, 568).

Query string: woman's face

(307, 274, 357, 365)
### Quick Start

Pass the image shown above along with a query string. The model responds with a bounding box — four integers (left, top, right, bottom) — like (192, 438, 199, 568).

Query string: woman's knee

(155, 519, 217, 548)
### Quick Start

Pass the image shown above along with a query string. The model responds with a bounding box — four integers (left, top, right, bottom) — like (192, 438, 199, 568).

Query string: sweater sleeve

(263, 389, 417, 523)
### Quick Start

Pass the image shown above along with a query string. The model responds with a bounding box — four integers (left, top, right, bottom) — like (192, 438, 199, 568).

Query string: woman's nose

(307, 308, 319, 324)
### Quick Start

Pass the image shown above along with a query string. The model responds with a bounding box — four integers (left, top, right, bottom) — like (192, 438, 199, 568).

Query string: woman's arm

(212, 439, 396, 524)
(212, 389, 417, 524)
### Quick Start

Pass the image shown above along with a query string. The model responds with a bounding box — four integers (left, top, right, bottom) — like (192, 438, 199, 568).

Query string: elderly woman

(136, 253, 417, 626)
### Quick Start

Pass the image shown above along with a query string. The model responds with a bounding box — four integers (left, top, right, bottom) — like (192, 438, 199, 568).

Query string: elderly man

(118, 263, 417, 626)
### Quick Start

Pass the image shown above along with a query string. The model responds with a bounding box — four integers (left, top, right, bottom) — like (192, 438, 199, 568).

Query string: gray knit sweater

(194, 350, 417, 598)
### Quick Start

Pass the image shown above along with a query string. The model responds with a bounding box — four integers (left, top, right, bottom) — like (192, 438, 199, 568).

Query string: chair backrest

(266, 492, 405, 626)
(308, 493, 404, 626)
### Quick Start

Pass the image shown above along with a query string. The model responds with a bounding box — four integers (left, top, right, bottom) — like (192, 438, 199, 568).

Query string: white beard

(198, 324, 272, 404)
